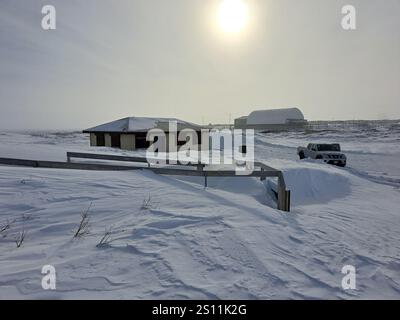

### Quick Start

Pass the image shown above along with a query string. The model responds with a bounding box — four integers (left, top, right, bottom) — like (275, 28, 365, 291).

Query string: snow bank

(283, 165, 351, 205)
(266, 164, 351, 206)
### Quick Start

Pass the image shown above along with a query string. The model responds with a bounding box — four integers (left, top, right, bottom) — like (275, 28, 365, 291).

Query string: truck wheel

(299, 152, 305, 160)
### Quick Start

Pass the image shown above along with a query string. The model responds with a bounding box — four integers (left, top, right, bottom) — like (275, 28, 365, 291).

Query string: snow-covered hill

(0, 131, 399, 299)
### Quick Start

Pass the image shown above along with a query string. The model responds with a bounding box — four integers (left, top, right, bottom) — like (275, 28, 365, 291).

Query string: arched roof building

(235, 108, 307, 131)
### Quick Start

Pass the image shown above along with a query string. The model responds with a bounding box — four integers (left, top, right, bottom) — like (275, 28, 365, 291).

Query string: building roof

(235, 116, 248, 120)
(247, 108, 305, 125)
(83, 117, 201, 133)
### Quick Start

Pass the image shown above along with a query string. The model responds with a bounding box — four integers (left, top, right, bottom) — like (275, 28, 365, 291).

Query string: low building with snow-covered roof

(83, 117, 201, 151)
(234, 108, 307, 131)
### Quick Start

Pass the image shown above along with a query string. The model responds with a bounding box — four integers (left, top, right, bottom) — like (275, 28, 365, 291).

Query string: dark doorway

(135, 133, 150, 149)
(111, 134, 121, 148)
(96, 133, 105, 146)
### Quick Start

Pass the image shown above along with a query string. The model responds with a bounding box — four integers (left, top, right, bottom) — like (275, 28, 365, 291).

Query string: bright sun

(218, 0, 249, 33)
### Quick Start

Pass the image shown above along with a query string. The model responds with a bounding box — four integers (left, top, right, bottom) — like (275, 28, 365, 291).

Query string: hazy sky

(0, 0, 399, 130)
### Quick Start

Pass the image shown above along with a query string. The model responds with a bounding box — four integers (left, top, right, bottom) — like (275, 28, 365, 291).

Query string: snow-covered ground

(0, 127, 399, 299)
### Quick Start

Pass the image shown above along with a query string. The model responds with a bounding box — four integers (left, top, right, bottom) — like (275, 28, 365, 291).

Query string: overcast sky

(0, 0, 399, 130)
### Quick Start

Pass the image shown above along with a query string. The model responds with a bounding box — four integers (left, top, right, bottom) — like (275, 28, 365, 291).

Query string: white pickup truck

(297, 143, 347, 167)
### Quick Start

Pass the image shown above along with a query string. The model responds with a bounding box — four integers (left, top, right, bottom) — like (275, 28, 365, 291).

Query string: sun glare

(218, 0, 249, 33)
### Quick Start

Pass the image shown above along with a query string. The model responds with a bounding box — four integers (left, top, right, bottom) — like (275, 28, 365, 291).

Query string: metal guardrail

(0, 157, 142, 171)
(67, 152, 291, 212)
(255, 161, 290, 212)
(66, 152, 206, 171)
(0, 153, 291, 212)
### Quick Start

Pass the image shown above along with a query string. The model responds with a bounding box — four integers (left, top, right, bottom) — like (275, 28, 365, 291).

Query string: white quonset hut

(83, 117, 201, 151)
(234, 108, 307, 131)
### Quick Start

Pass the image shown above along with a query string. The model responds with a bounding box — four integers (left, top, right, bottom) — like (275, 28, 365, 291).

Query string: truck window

(317, 144, 340, 151)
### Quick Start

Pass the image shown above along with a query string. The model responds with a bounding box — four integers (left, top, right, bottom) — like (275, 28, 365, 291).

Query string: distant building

(83, 117, 201, 151)
(234, 108, 307, 131)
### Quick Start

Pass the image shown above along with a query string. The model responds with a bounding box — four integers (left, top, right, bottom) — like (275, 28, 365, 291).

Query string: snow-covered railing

(66, 151, 206, 171)
(67, 152, 290, 211)
(0, 154, 291, 212)
(255, 161, 290, 212)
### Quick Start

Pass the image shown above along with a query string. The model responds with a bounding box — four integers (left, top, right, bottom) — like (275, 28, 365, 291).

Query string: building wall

(238, 123, 307, 131)
(234, 117, 248, 129)
(121, 134, 136, 150)
(105, 134, 112, 147)
(90, 133, 97, 146)
(247, 108, 305, 125)
(87, 131, 202, 150)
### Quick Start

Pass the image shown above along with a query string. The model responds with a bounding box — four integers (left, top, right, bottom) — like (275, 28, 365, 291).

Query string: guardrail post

(260, 167, 266, 181)
(285, 190, 291, 212)
(277, 173, 290, 212)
